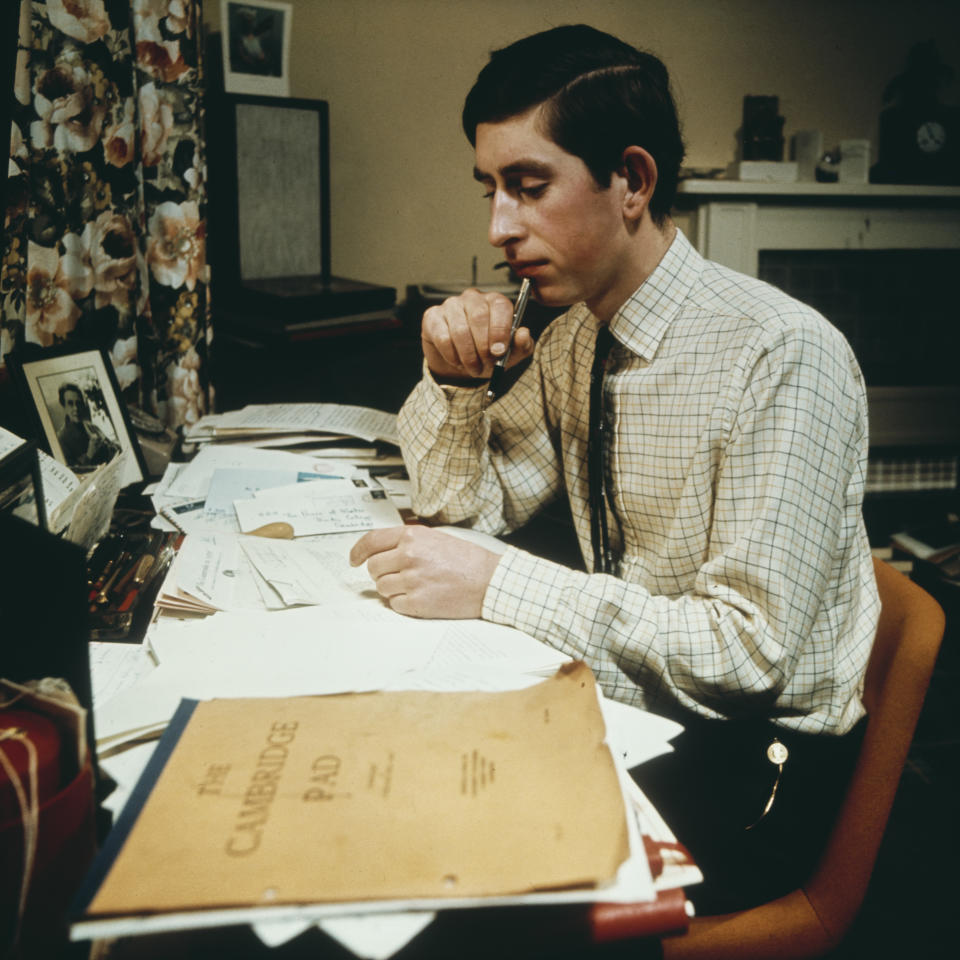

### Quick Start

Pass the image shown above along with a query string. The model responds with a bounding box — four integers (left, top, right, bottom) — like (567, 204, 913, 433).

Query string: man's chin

(530, 280, 577, 309)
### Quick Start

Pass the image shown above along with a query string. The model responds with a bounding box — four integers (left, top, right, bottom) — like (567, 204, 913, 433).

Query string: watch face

(917, 120, 947, 153)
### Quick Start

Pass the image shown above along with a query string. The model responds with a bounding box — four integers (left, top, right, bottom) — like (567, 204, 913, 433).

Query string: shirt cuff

(420, 361, 489, 420)
(482, 545, 581, 642)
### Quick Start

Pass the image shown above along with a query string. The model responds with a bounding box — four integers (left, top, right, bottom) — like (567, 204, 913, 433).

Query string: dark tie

(588, 325, 616, 574)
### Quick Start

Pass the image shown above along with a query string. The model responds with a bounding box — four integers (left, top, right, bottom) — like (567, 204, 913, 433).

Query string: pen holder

(86, 530, 178, 641)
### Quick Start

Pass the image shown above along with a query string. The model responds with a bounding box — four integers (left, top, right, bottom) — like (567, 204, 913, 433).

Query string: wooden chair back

(662, 558, 945, 959)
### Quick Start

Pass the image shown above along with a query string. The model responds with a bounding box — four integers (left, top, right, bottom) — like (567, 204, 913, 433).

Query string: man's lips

(510, 260, 549, 278)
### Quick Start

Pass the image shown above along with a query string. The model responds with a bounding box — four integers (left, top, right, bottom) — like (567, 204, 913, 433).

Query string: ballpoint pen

(486, 277, 533, 402)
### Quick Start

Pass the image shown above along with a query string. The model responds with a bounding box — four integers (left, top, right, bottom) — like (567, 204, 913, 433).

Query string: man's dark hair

(462, 24, 685, 223)
(58, 382, 89, 418)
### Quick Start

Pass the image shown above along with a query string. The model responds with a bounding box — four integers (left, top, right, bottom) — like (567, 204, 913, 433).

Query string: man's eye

(518, 183, 547, 199)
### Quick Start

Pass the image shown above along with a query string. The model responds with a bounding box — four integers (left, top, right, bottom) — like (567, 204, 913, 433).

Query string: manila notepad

(81, 662, 629, 916)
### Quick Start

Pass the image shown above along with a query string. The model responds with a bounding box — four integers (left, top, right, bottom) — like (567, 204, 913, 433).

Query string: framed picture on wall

(220, 0, 292, 97)
(7, 344, 146, 488)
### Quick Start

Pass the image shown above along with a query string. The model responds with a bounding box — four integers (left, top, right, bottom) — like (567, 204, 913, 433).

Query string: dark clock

(917, 120, 947, 154)
(871, 41, 960, 186)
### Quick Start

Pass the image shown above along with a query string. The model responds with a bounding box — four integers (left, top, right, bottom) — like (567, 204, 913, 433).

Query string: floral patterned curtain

(1, 0, 210, 430)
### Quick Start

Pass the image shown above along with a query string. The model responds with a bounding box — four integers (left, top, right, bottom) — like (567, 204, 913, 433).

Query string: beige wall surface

(205, 0, 960, 296)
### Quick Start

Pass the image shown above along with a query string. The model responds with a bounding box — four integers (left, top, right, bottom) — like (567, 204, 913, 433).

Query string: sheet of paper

(62, 453, 125, 551)
(235, 478, 403, 537)
(204, 403, 399, 445)
(157, 497, 225, 535)
(84, 663, 629, 916)
(433, 525, 509, 554)
(94, 603, 442, 746)
(153, 529, 375, 615)
(414, 618, 570, 676)
(98, 741, 161, 816)
(167, 533, 278, 611)
(600, 696, 684, 769)
(163, 446, 335, 501)
(94, 603, 577, 776)
(89, 641, 156, 708)
(205, 468, 344, 518)
(237, 533, 374, 606)
(38, 451, 81, 531)
(0, 425, 24, 457)
(312, 912, 437, 959)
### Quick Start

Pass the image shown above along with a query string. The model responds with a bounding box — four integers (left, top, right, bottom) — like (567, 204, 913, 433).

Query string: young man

(351, 25, 880, 913)
(56, 382, 119, 471)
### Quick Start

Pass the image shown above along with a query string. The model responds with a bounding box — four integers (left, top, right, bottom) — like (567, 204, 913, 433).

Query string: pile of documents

(148, 404, 412, 619)
(183, 402, 401, 455)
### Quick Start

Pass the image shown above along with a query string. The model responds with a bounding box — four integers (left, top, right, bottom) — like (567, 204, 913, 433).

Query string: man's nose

(488, 193, 524, 248)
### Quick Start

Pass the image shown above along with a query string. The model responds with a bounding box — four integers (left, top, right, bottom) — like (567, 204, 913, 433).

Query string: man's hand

(82, 422, 107, 459)
(350, 525, 502, 619)
(422, 288, 534, 381)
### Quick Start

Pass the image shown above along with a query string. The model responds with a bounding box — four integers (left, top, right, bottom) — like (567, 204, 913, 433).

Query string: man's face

(473, 108, 634, 320)
(63, 389, 83, 422)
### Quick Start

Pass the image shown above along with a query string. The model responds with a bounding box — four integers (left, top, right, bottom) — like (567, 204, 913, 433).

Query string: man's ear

(620, 146, 658, 221)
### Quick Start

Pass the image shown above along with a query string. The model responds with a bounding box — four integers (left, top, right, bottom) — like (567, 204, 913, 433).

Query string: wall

(204, 0, 960, 297)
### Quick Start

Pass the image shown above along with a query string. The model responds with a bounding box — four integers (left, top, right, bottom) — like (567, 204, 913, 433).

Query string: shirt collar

(608, 228, 702, 360)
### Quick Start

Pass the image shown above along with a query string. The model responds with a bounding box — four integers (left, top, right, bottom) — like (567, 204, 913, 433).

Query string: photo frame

(220, 0, 292, 97)
(0, 439, 47, 531)
(7, 344, 147, 489)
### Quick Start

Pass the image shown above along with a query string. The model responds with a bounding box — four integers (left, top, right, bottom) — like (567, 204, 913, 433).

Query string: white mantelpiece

(674, 180, 960, 277)
(674, 181, 960, 450)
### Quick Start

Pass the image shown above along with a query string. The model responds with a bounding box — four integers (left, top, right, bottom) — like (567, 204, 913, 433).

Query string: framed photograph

(0, 439, 47, 531)
(7, 344, 147, 488)
(220, 0, 292, 97)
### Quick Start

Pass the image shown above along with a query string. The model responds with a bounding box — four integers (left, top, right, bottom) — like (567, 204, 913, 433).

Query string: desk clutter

(5, 401, 701, 958)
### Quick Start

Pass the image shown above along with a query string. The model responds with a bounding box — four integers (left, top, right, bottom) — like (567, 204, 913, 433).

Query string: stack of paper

(184, 402, 402, 459)
(151, 527, 385, 618)
(141, 436, 410, 622)
(150, 443, 405, 536)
